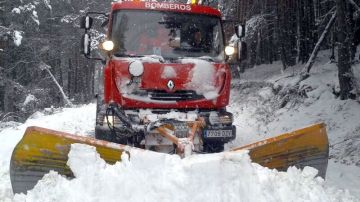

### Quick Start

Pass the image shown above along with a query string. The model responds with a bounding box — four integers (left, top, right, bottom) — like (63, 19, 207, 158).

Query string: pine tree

(336, 0, 354, 100)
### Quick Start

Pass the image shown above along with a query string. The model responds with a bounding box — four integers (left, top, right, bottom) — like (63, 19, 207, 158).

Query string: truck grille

(148, 90, 204, 101)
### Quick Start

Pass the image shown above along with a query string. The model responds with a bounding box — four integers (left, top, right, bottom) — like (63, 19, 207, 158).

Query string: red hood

(104, 58, 231, 110)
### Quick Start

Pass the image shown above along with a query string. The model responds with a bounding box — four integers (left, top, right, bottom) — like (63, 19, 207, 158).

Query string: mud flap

(10, 127, 131, 194)
(231, 123, 329, 178)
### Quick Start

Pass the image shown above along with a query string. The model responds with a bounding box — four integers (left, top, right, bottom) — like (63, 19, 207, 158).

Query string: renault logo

(167, 80, 175, 90)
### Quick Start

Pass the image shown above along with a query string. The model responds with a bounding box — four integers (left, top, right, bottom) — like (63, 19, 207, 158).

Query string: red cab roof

(111, 1, 221, 17)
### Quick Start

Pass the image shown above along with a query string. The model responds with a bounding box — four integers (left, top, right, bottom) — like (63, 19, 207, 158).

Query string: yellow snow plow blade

(232, 123, 329, 178)
(10, 127, 130, 194)
(10, 123, 329, 194)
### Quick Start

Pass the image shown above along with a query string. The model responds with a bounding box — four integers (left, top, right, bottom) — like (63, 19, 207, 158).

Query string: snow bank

(0, 104, 96, 201)
(326, 160, 360, 199)
(13, 144, 356, 202)
(227, 50, 360, 198)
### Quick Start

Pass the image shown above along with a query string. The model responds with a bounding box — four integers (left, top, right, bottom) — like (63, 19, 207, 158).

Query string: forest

(0, 0, 359, 122)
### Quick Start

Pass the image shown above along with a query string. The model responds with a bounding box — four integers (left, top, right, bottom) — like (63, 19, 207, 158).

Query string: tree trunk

(40, 62, 73, 107)
(302, 11, 337, 74)
(336, 0, 354, 100)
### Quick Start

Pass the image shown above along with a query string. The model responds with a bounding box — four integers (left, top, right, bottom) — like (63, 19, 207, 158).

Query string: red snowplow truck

(10, 1, 329, 194)
(83, 1, 243, 154)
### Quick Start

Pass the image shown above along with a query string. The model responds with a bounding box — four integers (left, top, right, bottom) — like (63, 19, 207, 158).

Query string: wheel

(94, 94, 112, 141)
(94, 96, 129, 144)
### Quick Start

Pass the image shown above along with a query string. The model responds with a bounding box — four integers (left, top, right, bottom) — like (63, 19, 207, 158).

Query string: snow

(116, 58, 221, 102)
(43, 0, 52, 10)
(12, 8, 21, 14)
(12, 145, 357, 202)
(0, 99, 358, 201)
(161, 66, 177, 79)
(182, 58, 219, 100)
(0, 104, 95, 201)
(227, 50, 360, 197)
(13, 31, 23, 46)
(138, 109, 198, 122)
(245, 14, 267, 38)
(16, 4, 36, 12)
(326, 160, 360, 198)
(23, 94, 37, 106)
(61, 14, 78, 24)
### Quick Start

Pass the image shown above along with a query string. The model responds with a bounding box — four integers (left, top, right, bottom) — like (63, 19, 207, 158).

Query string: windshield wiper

(199, 56, 215, 62)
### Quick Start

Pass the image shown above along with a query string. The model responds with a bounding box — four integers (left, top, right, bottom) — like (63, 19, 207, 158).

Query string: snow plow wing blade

(11, 124, 329, 194)
(231, 123, 329, 178)
(10, 126, 130, 194)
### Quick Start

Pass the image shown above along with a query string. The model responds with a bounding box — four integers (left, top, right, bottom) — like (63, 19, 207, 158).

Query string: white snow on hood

(161, 66, 177, 79)
(114, 58, 222, 102)
(13, 144, 356, 202)
(181, 58, 219, 100)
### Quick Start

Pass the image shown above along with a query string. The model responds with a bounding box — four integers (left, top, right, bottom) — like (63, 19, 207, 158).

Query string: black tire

(94, 94, 112, 141)
(94, 96, 129, 144)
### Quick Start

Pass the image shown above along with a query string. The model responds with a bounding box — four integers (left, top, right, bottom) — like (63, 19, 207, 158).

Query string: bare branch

(302, 11, 337, 75)
(39, 62, 73, 107)
(348, 0, 360, 13)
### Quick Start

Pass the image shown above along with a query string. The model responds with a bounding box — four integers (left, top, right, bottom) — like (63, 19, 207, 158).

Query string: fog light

(129, 60, 144, 77)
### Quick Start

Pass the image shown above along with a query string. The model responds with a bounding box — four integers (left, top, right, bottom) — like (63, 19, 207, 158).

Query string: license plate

(205, 130, 233, 138)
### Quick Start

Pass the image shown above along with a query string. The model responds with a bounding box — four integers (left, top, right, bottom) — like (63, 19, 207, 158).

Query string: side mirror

(80, 16, 93, 29)
(81, 33, 91, 56)
(237, 41, 247, 61)
(235, 24, 245, 38)
(101, 19, 109, 28)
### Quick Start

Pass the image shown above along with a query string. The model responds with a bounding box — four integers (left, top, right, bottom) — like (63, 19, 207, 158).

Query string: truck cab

(81, 1, 243, 154)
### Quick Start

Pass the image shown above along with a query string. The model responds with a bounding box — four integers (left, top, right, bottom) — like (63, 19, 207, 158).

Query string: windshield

(110, 10, 225, 61)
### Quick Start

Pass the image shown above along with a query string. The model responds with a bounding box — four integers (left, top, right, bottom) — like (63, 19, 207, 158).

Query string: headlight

(225, 46, 235, 56)
(101, 40, 114, 51)
(129, 60, 144, 77)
